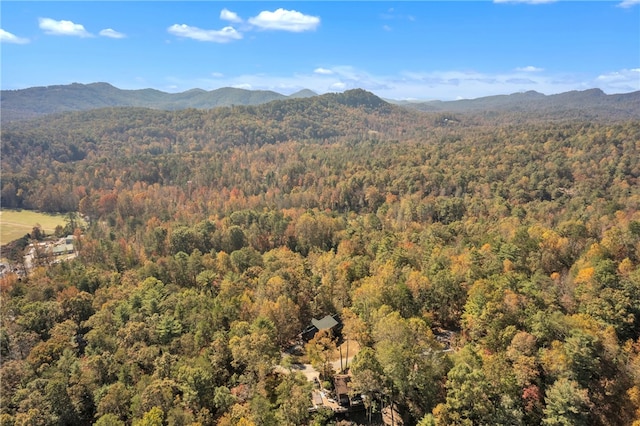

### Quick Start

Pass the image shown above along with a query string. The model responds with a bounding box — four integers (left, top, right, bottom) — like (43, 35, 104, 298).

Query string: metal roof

(311, 315, 338, 331)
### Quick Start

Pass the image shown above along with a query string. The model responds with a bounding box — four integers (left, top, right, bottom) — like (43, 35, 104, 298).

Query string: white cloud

(249, 9, 320, 32)
(506, 78, 537, 84)
(99, 28, 126, 39)
(39, 17, 92, 37)
(314, 68, 334, 75)
(383, 25, 392, 32)
(0, 29, 29, 44)
(168, 24, 242, 43)
(617, 0, 640, 7)
(494, 0, 557, 4)
(220, 8, 242, 23)
(233, 83, 253, 90)
(381, 9, 416, 22)
(596, 68, 640, 92)
(395, 69, 574, 99)
(596, 68, 640, 82)
(211, 72, 224, 78)
(516, 65, 544, 72)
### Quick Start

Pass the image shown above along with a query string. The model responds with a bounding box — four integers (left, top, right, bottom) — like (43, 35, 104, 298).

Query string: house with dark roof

(301, 314, 342, 341)
(333, 374, 351, 407)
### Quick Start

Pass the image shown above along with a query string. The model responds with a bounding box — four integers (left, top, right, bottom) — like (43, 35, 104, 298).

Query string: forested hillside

(4, 81, 638, 124)
(0, 82, 317, 123)
(400, 88, 640, 121)
(1, 89, 640, 425)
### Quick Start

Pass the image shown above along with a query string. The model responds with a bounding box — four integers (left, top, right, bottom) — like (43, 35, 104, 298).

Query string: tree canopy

(1, 91, 640, 425)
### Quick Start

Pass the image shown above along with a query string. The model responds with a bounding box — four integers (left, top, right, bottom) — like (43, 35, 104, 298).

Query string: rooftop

(311, 315, 339, 331)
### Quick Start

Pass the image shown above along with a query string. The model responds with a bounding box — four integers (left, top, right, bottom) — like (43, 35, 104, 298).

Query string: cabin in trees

(333, 374, 364, 410)
(301, 314, 342, 341)
(333, 374, 351, 407)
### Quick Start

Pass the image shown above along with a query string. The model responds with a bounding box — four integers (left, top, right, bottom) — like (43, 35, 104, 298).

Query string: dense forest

(1, 89, 640, 425)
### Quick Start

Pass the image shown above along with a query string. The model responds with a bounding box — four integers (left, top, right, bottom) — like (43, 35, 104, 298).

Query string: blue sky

(1, 1, 639, 100)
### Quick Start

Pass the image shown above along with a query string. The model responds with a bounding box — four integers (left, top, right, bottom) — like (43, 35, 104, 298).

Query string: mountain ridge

(0, 82, 318, 122)
(399, 87, 639, 115)
(1, 82, 639, 123)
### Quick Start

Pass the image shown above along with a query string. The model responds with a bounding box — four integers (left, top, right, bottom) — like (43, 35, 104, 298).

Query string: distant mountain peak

(87, 82, 117, 89)
(333, 88, 389, 109)
(551, 88, 606, 99)
(289, 89, 317, 99)
(519, 90, 546, 98)
(183, 88, 207, 94)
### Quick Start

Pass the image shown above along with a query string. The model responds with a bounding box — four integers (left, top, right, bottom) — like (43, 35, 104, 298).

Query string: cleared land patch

(0, 210, 68, 245)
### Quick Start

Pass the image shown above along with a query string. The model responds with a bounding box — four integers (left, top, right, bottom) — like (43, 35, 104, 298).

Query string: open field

(0, 210, 68, 245)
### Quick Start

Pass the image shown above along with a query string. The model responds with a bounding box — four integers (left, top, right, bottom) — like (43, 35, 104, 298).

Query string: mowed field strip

(0, 210, 67, 245)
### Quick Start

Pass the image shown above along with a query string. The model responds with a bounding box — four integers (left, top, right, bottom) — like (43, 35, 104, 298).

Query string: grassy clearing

(0, 210, 68, 245)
